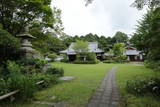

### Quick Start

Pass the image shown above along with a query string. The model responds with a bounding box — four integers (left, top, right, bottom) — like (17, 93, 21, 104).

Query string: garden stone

(51, 95, 56, 100)
(58, 76, 75, 81)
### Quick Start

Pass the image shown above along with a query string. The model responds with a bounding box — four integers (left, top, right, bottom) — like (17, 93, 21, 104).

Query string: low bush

(3, 61, 36, 98)
(0, 78, 9, 96)
(113, 55, 128, 63)
(0, 60, 61, 100)
(86, 52, 96, 61)
(145, 60, 160, 71)
(46, 67, 64, 77)
(7, 74, 36, 99)
(34, 58, 48, 69)
(126, 76, 160, 96)
(32, 73, 58, 89)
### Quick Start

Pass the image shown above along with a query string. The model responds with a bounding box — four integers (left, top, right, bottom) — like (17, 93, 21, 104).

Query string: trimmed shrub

(103, 59, 115, 63)
(113, 55, 128, 63)
(126, 76, 160, 96)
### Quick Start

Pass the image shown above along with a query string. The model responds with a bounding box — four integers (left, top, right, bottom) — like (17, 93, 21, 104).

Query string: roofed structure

(60, 42, 104, 55)
(60, 42, 104, 61)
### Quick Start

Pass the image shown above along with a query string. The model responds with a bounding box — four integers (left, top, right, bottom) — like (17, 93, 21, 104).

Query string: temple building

(60, 42, 104, 61)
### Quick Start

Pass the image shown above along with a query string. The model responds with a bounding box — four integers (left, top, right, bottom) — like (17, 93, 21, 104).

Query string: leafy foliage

(0, 0, 54, 36)
(112, 31, 129, 44)
(0, 28, 20, 63)
(113, 43, 125, 56)
(131, 8, 160, 70)
(74, 52, 99, 64)
(46, 67, 64, 77)
(29, 22, 66, 54)
(32, 73, 58, 89)
(62, 32, 128, 52)
(48, 53, 57, 61)
(86, 52, 97, 61)
(73, 40, 89, 54)
(131, 0, 160, 9)
(126, 76, 160, 96)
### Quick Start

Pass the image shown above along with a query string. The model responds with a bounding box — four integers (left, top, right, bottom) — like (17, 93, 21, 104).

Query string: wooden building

(60, 42, 104, 61)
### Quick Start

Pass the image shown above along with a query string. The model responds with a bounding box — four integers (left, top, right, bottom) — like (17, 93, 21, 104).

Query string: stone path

(87, 67, 120, 107)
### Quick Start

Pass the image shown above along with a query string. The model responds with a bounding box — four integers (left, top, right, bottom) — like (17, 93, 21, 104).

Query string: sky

(51, 0, 146, 37)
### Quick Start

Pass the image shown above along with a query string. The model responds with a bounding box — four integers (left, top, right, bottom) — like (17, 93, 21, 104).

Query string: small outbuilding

(124, 47, 144, 61)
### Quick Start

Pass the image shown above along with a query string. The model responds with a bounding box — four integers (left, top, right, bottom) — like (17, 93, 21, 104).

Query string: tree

(85, 0, 160, 9)
(131, 0, 160, 10)
(73, 40, 89, 54)
(131, 8, 160, 61)
(0, 28, 20, 63)
(113, 43, 125, 56)
(130, 9, 154, 55)
(0, 0, 55, 36)
(112, 31, 129, 44)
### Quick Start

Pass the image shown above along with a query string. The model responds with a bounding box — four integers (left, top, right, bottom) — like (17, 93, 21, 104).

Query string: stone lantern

(17, 33, 41, 59)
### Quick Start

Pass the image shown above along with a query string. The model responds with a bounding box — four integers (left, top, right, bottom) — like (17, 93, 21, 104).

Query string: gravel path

(87, 67, 120, 107)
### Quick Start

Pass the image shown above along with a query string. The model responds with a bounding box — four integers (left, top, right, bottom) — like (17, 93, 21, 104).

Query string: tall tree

(85, 0, 160, 9)
(113, 43, 125, 56)
(131, 0, 160, 9)
(130, 9, 154, 55)
(0, 0, 54, 36)
(112, 31, 129, 44)
(131, 8, 160, 61)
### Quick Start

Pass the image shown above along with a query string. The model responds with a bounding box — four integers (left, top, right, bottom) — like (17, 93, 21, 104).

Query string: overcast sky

(51, 0, 146, 37)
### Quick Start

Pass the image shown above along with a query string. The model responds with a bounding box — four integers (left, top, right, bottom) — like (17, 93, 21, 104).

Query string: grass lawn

(1, 62, 114, 107)
(116, 64, 160, 107)
(33, 62, 114, 107)
(1, 62, 160, 107)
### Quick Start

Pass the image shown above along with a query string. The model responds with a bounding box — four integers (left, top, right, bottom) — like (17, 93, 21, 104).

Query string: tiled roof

(60, 42, 104, 55)
(124, 49, 140, 55)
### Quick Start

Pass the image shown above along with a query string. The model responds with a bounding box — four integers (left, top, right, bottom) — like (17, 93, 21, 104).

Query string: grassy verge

(116, 64, 160, 107)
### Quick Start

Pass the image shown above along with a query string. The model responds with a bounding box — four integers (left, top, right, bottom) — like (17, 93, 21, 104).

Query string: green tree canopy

(73, 40, 89, 54)
(112, 31, 129, 44)
(0, 0, 54, 36)
(113, 43, 125, 56)
(0, 28, 20, 63)
(130, 8, 160, 61)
